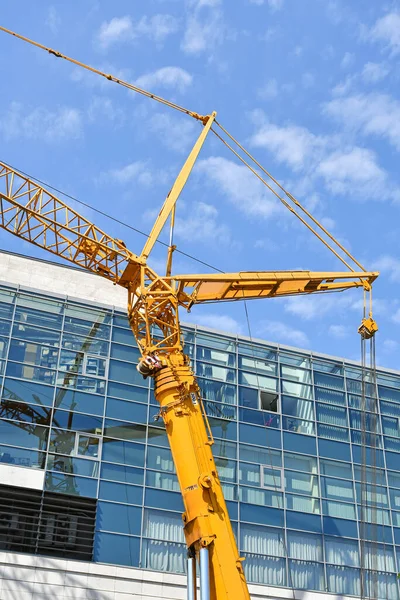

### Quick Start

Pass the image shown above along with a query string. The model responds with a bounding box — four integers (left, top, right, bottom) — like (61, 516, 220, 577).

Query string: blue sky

(1, 0, 400, 368)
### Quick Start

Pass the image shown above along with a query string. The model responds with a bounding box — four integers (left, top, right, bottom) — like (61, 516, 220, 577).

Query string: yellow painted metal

(0, 158, 379, 599)
(172, 270, 379, 303)
(141, 112, 216, 261)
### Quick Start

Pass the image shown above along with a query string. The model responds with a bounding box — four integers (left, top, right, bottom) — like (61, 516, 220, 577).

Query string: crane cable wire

(0, 26, 207, 123)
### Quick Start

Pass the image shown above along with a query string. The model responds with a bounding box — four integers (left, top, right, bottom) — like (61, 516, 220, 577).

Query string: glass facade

(0, 282, 400, 598)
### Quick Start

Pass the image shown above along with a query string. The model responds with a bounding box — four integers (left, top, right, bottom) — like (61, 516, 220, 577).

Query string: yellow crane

(0, 25, 379, 600)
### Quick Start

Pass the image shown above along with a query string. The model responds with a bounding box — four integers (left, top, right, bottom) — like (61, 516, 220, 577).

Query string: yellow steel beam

(172, 270, 379, 303)
(140, 112, 216, 261)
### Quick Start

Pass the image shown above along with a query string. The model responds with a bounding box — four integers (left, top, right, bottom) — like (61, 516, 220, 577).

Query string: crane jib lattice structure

(0, 24, 380, 600)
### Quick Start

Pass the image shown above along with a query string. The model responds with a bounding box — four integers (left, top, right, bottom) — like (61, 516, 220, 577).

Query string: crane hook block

(137, 354, 163, 379)
(358, 317, 378, 339)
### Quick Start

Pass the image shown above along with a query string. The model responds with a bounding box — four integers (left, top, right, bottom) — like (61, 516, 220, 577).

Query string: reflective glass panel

(94, 532, 140, 567)
(47, 453, 99, 477)
(54, 387, 104, 416)
(101, 463, 143, 485)
(53, 410, 102, 434)
(104, 419, 146, 442)
(0, 444, 45, 468)
(0, 418, 48, 451)
(99, 481, 142, 505)
(45, 472, 97, 497)
(97, 501, 141, 535)
(105, 399, 147, 423)
(102, 438, 145, 467)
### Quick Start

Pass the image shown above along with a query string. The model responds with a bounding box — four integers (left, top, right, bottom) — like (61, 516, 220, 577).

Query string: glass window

(197, 347, 236, 367)
(104, 419, 146, 442)
(348, 393, 376, 411)
(286, 511, 321, 533)
(316, 403, 347, 426)
(281, 381, 313, 399)
(287, 530, 322, 561)
(388, 471, 400, 489)
(0, 444, 45, 469)
(315, 386, 345, 405)
(64, 315, 110, 340)
(56, 374, 105, 394)
(325, 536, 359, 566)
(314, 372, 344, 390)
(285, 471, 318, 497)
(381, 400, 400, 418)
(107, 381, 148, 402)
(2, 378, 54, 407)
(143, 508, 184, 543)
(0, 318, 11, 336)
(145, 488, 184, 512)
(283, 417, 314, 436)
(97, 501, 141, 535)
(47, 453, 99, 477)
(45, 472, 97, 497)
(326, 565, 360, 597)
(240, 462, 260, 486)
(53, 410, 102, 434)
(147, 425, 169, 447)
(382, 415, 400, 437)
(319, 458, 352, 479)
(283, 432, 316, 455)
(239, 445, 281, 466)
(110, 343, 140, 363)
(357, 483, 388, 508)
(8, 340, 59, 368)
(206, 401, 237, 421)
(240, 503, 284, 527)
(105, 398, 147, 423)
(208, 418, 237, 441)
(280, 352, 310, 368)
(15, 298, 63, 329)
(213, 439, 237, 460)
(240, 424, 280, 449)
(240, 523, 285, 556)
(323, 516, 358, 538)
(239, 486, 282, 507)
(99, 481, 142, 505)
(102, 438, 145, 467)
(239, 371, 277, 391)
(238, 355, 276, 375)
(62, 332, 109, 356)
(147, 445, 174, 472)
(197, 377, 236, 404)
(146, 470, 179, 492)
(101, 463, 143, 485)
(281, 396, 314, 420)
(239, 387, 258, 409)
(197, 362, 236, 383)
(284, 452, 317, 473)
(323, 499, 356, 520)
(321, 476, 354, 502)
(239, 407, 278, 427)
(12, 323, 61, 346)
(94, 532, 140, 567)
(77, 434, 101, 458)
(49, 429, 76, 455)
(238, 342, 277, 361)
(289, 560, 325, 591)
(350, 409, 380, 432)
(379, 385, 400, 403)
(354, 464, 386, 486)
(109, 359, 146, 386)
(6, 362, 56, 385)
(54, 387, 104, 415)
(285, 495, 320, 514)
(313, 359, 343, 375)
(318, 439, 350, 461)
(0, 399, 51, 425)
(0, 418, 48, 451)
(352, 445, 385, 468)
(112, 326, 135, 345)
(281, 365, 311, 384)
(197, 333, 235, 352)
(317, 424, 349, 442)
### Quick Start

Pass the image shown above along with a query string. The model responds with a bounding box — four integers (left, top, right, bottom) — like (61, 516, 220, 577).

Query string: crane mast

(0, 24, 379, 600)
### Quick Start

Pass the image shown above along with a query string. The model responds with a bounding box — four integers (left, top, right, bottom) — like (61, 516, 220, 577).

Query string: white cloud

(196, 156, 282, 219)
(250, 116, 327, 170)
(362, 62, 390, 83)
(181, 0, 224, 55)
(87, 97, 125, 124)
(383, 339, 399, 352)
(285, 294, 340, 321)
(372, 255, 400, 282)
(258, 79, 278, 99)
(149, 113, 196, 152)
(0, 102, 82, 142)
(96, 14, 179, 49)
(370, 12, 400, 56)
(106, 161, 154, 186)
(46, 6, 61, 34)
(174, 201, 232, 244)
(260, 320, 309, 347)
(341, 52, 354, 69)
(316, 147, 389, 199)
(135, 67, 193, 93)
(328, 324, 348, 339)
(323, 93, 400, 151)
(392, 308, 400, 325)
(250, 0, 284, 8)
(191, 313, 244, 335)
